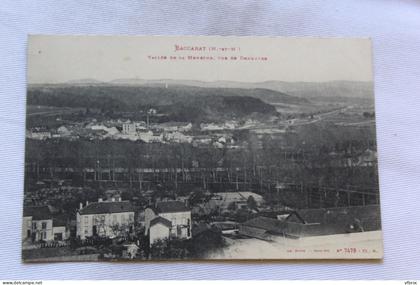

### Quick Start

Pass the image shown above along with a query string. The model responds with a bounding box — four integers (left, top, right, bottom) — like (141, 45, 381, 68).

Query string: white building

(26, 130, 51, 140)
(76, 198, 135, 240)
(144, 201, 191, 245)
(90, 124, 120, 136)
(164, 131, 193, 143)
(122, 122, 136, 134)
(148, 216, 172, 245)
(200, 122, 224, 131)
(138, 130, 154, 143)
(22, 206, 68, 242)
(156, 122, 192, 132)
(200, 121, 237, 131)
(57, 126, 71, 136)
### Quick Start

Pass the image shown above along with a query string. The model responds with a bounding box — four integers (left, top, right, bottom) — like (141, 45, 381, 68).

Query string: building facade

(149, 216, 172, 245)
(122, 122, 136, 134)
(22, 206, 68, 242)
(145, 201, 191, 244)
(76, 199, 135, 240)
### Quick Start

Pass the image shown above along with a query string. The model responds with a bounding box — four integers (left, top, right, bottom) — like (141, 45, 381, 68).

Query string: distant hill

(107, 78, 374, 99)
(162, 95, 277, 122)
(27, 84, 284, 122)
(52, 78, 373, 100)
(65, 78, 104, 85)
(256, 80, 374, 99)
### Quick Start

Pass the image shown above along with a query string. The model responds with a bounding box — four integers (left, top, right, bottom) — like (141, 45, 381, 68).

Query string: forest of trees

(27, 85, 288, 123)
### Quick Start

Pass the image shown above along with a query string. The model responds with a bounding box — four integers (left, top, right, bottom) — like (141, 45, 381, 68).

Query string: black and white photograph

(22, 35, 382, 261)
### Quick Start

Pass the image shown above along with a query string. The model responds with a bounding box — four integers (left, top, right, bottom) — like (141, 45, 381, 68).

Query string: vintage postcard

(23, 35, 382, 261)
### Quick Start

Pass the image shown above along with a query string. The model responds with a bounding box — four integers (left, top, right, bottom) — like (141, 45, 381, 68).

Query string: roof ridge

(150, 216, 172, 228)
(79, 200, 134, 215)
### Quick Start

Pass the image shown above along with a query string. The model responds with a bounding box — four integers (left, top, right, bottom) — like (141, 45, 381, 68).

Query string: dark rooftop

(23, 206, 52, 220)
(242, 216, 284, 233)
(79, 201, 135, 215)
(155, 201, 189, 213)
(259, 210, 306, 224)
(52, 216, 67, 227)
(150, 216, 172, 228)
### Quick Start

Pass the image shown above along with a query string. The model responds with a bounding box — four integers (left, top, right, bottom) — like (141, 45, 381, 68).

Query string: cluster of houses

(25, 120, 193, 144)
(22, 196, 193, 248)
(200, 121, 238, 131)
(22, 188, 380, 256)
(22, 191, 264, 247)
(239, 204, 380, 240)
(26, 119, 239, 148)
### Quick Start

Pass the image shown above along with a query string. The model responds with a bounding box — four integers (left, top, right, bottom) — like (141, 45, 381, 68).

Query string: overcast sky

(28, 35, 373, 84)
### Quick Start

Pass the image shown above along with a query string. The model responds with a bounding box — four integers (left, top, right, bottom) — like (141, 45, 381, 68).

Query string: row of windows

(32, 222, 48, 230)
(83, 214, 134, 225)
(27, 230, 47, 240)
(170, 217, 190, 226)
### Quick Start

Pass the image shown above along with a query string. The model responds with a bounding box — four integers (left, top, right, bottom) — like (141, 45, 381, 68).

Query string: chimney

(79, 203, 83, 210)
(98, 198, 103, 202)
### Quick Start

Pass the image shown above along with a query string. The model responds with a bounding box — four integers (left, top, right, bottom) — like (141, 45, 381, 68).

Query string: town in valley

(22, 79, 381, 261)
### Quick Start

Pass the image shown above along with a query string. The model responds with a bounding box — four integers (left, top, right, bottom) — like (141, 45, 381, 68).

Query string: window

(32, 222, 37, 230)
(54, 233, 63, 241)
(42, 232, 47, 240)
(42, 222, 47, 230)
(84, 216, 89, 235)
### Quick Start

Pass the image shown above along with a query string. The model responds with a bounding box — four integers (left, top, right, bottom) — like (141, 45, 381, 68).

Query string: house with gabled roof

(76, 198, 135, 240)
(145, 200, 191, 245)
(22, 205, 69, 242)
(239, 216, 285, 241)
(149, 216, 172, 245)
